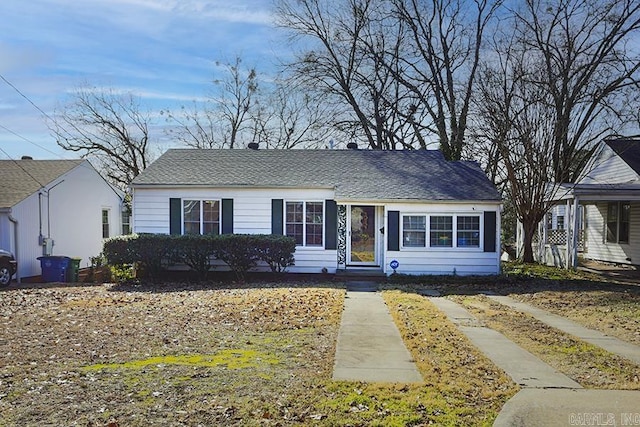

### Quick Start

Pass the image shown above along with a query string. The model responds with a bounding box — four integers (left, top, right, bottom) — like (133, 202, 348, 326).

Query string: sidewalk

(332, 287, 423, 383)
(487, 294, 640, 365)
(427, 297, 582, 389)
(427, 295, 640, 427)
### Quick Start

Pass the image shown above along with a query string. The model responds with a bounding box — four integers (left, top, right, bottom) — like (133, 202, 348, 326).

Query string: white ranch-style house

(131, 147, 502, 276)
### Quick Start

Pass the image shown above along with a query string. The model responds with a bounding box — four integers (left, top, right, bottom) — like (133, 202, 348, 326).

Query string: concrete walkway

(427, 297, 582, 389)
(487, 295, 640, 365)
(332, 289, 423, 383)
(426, 295, 640, 426)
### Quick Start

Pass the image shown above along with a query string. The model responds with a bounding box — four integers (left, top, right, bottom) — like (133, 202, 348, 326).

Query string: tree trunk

(521, 221, 537, 263)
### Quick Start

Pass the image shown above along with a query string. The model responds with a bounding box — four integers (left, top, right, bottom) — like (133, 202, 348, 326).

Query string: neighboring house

(0, 158, 124, 281)
(523, 138, 640, 268)
(131, 148, 502, 276)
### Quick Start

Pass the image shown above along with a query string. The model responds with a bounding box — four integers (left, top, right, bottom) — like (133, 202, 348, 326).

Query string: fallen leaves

(0, 282, 344, 426)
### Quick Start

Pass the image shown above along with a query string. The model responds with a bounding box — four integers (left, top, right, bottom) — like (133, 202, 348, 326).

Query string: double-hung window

(401, 214, 481, 249)
(403, 216, 426, 247)
(286, 201, 323, 246)
(457, 216, 480, 247)
(430, 216, 453, 247)
(183, 200, 220, 235)
(606, 202, 630, 244)
(102, 209, 110, 239)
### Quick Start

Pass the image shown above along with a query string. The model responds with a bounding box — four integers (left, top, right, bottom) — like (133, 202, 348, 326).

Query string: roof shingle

(132, 149, 501, 202)
(0, 159, 83, 208)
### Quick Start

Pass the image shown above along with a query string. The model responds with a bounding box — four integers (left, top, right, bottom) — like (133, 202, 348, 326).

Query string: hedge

(103, 233, 296, 281)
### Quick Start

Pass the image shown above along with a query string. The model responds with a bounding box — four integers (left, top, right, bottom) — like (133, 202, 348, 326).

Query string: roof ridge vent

(247, 142, 259, 150)
(346, 142, 358, 150)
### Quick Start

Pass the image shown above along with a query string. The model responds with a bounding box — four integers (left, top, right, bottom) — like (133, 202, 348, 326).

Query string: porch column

(565, 198, 572, 269)
(572, 196, 580, 269)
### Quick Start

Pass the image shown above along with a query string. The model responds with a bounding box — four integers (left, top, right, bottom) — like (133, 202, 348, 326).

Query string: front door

(349, 205, 377, 265)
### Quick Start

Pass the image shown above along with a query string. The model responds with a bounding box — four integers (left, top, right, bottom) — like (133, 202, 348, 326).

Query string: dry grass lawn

(2, 263, 638, 425)
(2, 281, 520, 426)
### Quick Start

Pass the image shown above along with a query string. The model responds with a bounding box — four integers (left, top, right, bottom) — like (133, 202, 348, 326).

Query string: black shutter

(222, 199, 234, 234)
(169, 198, 181, 235)
(272, 199, 284, 235)
(484, 211, 497, 252)
(388, 210, 400, 251)
(325, 200, 337, 249)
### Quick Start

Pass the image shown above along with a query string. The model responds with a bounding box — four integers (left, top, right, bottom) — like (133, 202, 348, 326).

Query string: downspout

(8, 213, 20, 283)
(38, 191, 43, 243)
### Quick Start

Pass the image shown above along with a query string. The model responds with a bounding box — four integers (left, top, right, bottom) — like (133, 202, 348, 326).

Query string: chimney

(346, 142, 358, 150)
(247, 142, 259, 150)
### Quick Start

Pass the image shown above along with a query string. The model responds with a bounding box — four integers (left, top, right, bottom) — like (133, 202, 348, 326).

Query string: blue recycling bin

(38, 256, 71, 282)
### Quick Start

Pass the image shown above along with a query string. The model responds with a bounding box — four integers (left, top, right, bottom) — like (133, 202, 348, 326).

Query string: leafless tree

(474, 0, 640, 262)
(475, 41, 558, 262)
(276, 0, 501, 155)
(514, 0, 640, 183)
(164, 56, 258, 149)
(250, 81, 337, 149)
(50, 86, 153, 190)
(215, 56, 258, 148)
(388, 0, 502, 159)
(276, 0, 422, 150)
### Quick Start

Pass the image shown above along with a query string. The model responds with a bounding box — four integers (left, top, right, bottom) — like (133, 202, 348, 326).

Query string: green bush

(103, 233, 174, 281)
(102, 233, 297, 282)
(173, 234, 217, 281)
(255, 235, 296, 273)
(103, 234, 137, 265)
(109, 263, 136, 283)
(213, 234, 261, 281)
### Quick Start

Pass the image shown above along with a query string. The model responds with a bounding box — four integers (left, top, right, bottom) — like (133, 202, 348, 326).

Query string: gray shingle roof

(132, 149, 501, 202)
(0, 159, 83, 208)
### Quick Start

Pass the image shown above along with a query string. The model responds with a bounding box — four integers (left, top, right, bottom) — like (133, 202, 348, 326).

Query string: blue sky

(0, 0, 282, 160)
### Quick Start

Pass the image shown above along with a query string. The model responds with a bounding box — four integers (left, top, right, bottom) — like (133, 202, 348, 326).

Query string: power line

(0, 145, 47, 187)
(0, 122, 68, 159)
(0, 73, 55, 123)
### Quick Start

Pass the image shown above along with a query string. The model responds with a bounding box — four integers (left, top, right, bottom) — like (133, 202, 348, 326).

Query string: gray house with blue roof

(131, 147, 502, 275)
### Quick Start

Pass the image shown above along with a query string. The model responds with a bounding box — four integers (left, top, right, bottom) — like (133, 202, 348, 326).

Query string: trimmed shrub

(103, 233, 174, 281)
(173, 234, 217, 281)
(255, 235, 296, 273)
(102, 233, 297, 282)
(213, 234, 261, 281)
(132, 233, 175, 281)
(103, 234, 137, 265)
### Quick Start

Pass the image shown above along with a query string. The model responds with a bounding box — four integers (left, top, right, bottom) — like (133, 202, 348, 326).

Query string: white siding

(133, 187, 338, 274)
(8, 161, 122, 279)
(580, 146, 640, 185)
(133, 187, 334, 235)
(133, 188, 501, 276)
(582, 202, 640, 265)
(382, 202, 501, 276)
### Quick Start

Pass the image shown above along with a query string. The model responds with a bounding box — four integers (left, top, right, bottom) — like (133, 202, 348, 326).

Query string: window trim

(402, 215, 427, 247)
(400, 213, 483, 250)
(456, 215, 481, 248)
(182, 199, 221, 235)
(102, 208, 110, 239)
(606, 201, 630, 244)
(285, 200, 325, 248)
